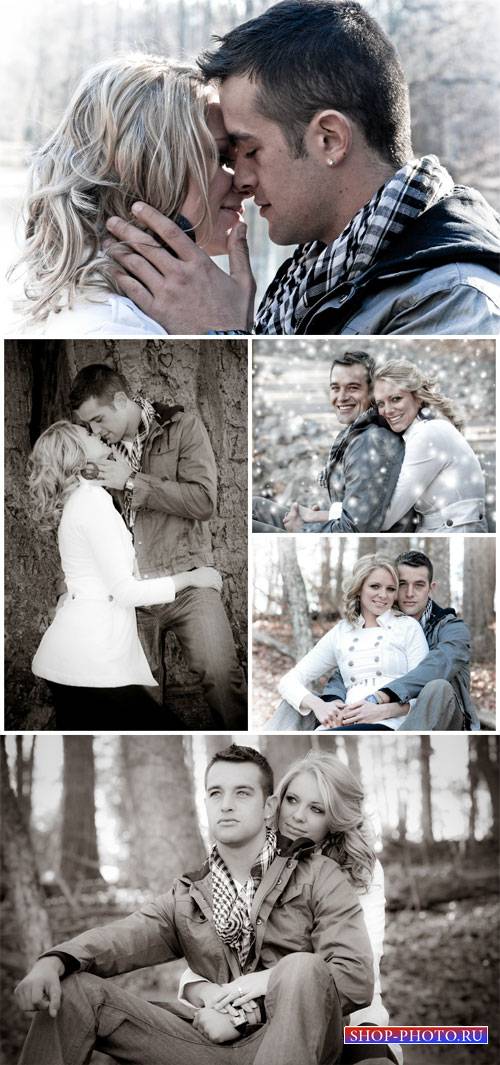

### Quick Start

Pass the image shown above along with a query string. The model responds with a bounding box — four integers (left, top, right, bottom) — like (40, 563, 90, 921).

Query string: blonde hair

(374, 358, 464, 432)
(15, 54, 218, 322)
(343, 553, 399, 625)
(275, 752, 375, 890)
(28, 421, 88, 530)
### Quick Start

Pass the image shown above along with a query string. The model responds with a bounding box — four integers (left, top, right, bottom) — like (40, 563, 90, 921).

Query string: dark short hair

(69, 364, 131, 410)
(395, 551, 433, 583)
(198, 0, 411, 164)
(205, 744, 274, 798)
(330, 350, 375, 386)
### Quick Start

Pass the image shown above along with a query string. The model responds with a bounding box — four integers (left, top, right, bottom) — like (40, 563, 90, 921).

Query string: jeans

(19, 954, 344, 1065)
(252, 497, 290, 533)
(138, 587, 247, 729)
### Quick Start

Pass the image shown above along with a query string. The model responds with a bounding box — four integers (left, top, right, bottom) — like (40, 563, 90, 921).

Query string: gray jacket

(303, 409, 414, 533)
(323, 601, 479, 730)
(44, 847, 374, 1015)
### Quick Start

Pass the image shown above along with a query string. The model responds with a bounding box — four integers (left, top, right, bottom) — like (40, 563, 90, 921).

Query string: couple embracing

(13, 0, 500, 337)
(16, 743, 401, 1065)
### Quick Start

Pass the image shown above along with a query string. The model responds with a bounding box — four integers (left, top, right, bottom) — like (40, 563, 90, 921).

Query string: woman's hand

(300, 693, 344, 727)
(190, 567, 223, 593)
(106, 206, 256, 334)
(339, 700, 409, 725)
(212, 971, 271, 1011)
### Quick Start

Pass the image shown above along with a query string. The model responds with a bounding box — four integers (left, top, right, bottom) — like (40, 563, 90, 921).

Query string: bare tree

(120, 736, 205, 891)
(1, 740, 52, 964)
(422, 538, 450, 605)
(462, 538, 495, 661)
(60, 737, 103, 891)
(419, 737, 434, 851)
(277, 539, 314, 658)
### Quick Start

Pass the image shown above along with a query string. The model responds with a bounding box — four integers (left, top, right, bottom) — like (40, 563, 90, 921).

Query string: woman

(278, 555, 428, 731)
(29, 420, 222, 726)
(14, 54, 252, 336)
(180, 751, 399, 1063)
(374, 359, 488, 533)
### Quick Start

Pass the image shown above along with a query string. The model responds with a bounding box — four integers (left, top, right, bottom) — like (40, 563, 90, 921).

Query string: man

(15, 745, 375, 1065)
(104, 0, 500, 335)
(267, 551, 479, 732)
(69, 364, 246, 729)
(252, 350, 413, 534)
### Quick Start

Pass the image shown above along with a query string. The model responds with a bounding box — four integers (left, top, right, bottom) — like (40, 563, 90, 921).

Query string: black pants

(48, 683, 183, 730)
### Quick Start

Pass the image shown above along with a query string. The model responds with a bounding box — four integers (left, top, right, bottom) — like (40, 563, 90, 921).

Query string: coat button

(375, 657, 379, 662)
(446, 519, 453, 526)
(348, 660, 354, 666)
(256, 918, 262, 925)
(108, 595, 113, 601)
(351, 676, 356, 682)
(376, 671, 382, 676)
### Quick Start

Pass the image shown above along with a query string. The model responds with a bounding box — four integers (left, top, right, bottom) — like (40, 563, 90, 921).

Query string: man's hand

(95, 456, 132, 490)
(14, 957, 64, 1017)
(283, 502, 305, 533)
(297, 504, 329, 523)
(189, 567, 223, 593)
(192, 1007, 239, 1043)
(106, 204, 256, 334)
(339, 700, 409, 725)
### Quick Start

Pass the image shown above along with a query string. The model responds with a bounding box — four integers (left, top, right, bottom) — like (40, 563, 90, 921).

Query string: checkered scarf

(209, 829, 277, 967)
(254, 155, 455, 335)
(420, 598, 434, 633)
(114, 395, 158, 527)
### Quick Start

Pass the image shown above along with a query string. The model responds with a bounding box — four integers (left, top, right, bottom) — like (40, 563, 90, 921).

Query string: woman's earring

(327, 158, 335, 167)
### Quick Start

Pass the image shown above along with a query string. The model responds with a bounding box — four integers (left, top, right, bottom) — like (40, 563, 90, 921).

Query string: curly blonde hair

(15, 54, 218, 322)
(374, 358, 464, 432)
(274, 751, 376, 890)
(28, 421, 88, 530)
(343, 554, 399, 625)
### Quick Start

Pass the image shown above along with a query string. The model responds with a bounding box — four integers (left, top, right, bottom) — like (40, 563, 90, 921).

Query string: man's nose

(220, 794, 234, 810)
(233, 156, 257, 195)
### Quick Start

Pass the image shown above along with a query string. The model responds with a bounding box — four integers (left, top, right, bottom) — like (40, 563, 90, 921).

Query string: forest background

(1, 0, 500, 311)
(1, 733, 499, 1065)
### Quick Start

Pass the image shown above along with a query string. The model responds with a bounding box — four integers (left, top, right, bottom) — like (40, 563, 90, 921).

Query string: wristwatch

(125, 473, 137, 492)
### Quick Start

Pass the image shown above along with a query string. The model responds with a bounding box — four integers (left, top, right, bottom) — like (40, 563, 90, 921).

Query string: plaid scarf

(114, 395, 158, 527)
(209, 828, 277, 968)
(254, 155, 455, 334)
(420, 598, 434, 633)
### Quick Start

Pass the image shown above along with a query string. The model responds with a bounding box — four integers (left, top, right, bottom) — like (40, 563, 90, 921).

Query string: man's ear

(305, 110, 353, 167)
(264, 794, 278, 824)
(112, 390, 129, 410)
(430, 579, 437, 598)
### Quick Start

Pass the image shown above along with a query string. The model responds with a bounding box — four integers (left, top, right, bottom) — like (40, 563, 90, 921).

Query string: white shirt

(278, 610, 428, 729)
(382, 417, 486, 531)
(32, 482, 177, 687)
(22, 291, 167, 338)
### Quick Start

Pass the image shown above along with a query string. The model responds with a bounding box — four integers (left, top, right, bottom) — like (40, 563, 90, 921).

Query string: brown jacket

(130, 403, 217, 577)
(47, 849, 374, 1015)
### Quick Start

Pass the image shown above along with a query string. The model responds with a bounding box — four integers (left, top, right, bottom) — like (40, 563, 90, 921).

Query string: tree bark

(462, 538, 495, 661)
(0, 739, 52, 965)
(120, 736, 205, 891)
(419, 736, 434, 851)
(277, 539, 313, 659)
(60, 737, 103, 890)
(259, 736, 312, 789)
(475, 737, 499, 842)
(422, 538, 450, 605)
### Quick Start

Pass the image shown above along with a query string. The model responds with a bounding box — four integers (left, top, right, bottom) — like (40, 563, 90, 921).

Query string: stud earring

(327, 158, 335, 167)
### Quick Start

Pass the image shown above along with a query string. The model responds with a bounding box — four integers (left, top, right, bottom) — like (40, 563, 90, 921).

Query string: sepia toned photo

(4, 339, 248, 731)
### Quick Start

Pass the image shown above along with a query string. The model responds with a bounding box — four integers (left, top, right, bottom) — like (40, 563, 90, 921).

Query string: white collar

(353, 609, 398, 629)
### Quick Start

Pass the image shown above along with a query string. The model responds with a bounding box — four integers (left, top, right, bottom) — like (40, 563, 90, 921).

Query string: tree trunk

(475, 737, 499, 842)
(462, 538, 495, 661)
(419, 737, 434, 851)
(260, 736, 312, 789)
(334, 538, 346, 603)
(374, 537, 409, 558)
(60, 737, 103, 890)
(422, 538, 450, 605)
(277, 539, 313, 659)
(120, 736, 205, 891)
(343, 737, 363, 784)
(319, 540, 332, 612)
(15, 736, 36, 825)
(0, 739, 52, 965)
(468, 742, 479, 843)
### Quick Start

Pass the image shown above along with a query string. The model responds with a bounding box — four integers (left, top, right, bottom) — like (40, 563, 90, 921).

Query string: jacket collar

(352, 609, 399, 630)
